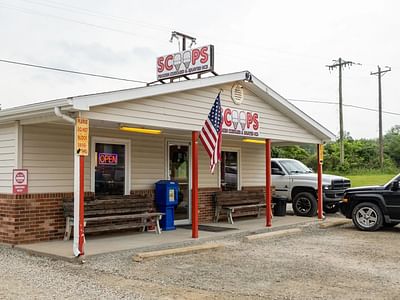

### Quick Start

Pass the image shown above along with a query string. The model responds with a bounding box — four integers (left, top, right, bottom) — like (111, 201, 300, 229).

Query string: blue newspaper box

(155, 180, 179, 231)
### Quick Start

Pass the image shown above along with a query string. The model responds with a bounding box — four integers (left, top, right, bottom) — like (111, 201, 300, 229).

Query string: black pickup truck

(340, 174, 400, 231)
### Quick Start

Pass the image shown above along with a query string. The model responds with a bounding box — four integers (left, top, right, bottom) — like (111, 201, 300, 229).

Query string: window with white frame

(220, 151, 239, 191)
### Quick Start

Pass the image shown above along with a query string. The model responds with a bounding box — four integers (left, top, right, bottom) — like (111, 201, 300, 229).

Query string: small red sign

(13, 169, 28, 195)
(98, 153, 118, 165)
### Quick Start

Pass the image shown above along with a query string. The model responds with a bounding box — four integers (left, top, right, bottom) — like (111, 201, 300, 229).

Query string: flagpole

(191, 131, 199, 238)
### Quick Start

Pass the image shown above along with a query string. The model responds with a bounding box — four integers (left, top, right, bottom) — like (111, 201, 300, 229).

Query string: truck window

(271, 161, 283, 175)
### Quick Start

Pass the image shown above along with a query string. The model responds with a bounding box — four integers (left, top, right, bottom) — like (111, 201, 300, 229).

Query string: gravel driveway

(1, 223, 400, 299)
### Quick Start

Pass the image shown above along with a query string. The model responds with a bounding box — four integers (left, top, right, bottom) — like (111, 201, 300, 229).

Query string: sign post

(75, 118, 89, 256)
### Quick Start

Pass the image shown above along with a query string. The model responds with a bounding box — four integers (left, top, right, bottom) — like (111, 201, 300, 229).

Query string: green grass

(346, 174, 396, 187)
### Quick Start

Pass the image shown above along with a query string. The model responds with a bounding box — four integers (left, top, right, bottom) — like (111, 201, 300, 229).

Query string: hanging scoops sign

(222, 107, 260, 137)
(156, 45, 214, 80)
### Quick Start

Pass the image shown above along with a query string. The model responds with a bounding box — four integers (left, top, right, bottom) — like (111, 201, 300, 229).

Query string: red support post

(191, 131, 199, 238)
(79, 155, 85, 255)
(317, 144, 323, 220)
(266, 139, 272, 227)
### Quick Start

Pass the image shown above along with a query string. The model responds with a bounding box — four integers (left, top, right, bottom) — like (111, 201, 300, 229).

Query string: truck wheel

(323, 203, 339, 214)
(292, 192, 317, 217)
(352, 202, 383, 231)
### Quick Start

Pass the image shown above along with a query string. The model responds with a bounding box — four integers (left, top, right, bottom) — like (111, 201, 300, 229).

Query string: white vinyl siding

(23, 124, 74, 193)
(89, 128, 165, 191)
(127, 132, 164, 190)
(84, 84, 321, 144)
(0, 123, 17, 193)
(20, 82, 319, 193)
(21, 123, 267, 193)
(222, 139, 265, 188)
(240, 142, 265, 187)
(22, 124, 167, 193)
(234, 87, 320, 144)
(198, 145, 219, 188)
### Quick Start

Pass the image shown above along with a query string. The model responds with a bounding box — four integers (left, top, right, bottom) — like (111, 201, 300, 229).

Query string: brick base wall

(0, 186, 264, 244)
(0, 192, 93, 245)
(198, 187, 221, 223)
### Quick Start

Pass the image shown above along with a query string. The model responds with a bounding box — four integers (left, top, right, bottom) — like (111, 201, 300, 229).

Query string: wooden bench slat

(62, 195, 163, 239)
(84, 213, 164, 222)
(214, 189, 275, 224)
(224, 204, 266, 210)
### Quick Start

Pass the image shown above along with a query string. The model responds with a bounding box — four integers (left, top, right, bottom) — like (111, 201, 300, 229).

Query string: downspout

(54, 107, 82, 257)
(54, 106, 75, 124)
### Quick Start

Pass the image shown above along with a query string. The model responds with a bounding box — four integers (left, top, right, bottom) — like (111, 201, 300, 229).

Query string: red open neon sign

(98, 153, 118, 165)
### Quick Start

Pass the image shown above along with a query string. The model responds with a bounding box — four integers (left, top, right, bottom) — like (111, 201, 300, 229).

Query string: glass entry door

(168, 143, 191, 224)
(95, 143, 125, 195)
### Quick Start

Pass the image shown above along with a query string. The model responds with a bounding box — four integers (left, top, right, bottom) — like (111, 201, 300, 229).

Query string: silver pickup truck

(271, 158, 351, 216)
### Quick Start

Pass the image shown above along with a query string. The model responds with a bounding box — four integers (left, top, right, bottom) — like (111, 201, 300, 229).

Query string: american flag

(200, 92, 223, 174)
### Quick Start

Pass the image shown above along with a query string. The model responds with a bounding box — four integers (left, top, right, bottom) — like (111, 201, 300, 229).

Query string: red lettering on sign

(191, 49, 200, 65)
(157, 56, 165, 72)
(165, 55, 173, 71)
(15, 172, 25, 184)
(224, 108, 232, 127)
(252, 113, 259, 130)
(98, 153, 118, 165)
(246, 112, 253, 129)
(200, 46, 209, 63)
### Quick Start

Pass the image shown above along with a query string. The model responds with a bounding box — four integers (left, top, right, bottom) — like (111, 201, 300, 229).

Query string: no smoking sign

(13, 169, 28, 194)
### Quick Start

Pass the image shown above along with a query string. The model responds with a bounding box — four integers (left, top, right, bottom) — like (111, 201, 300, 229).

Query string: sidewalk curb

(319, 219, 351, 229)
(244, 228, 302, 241)
(132, 242, 224, 262)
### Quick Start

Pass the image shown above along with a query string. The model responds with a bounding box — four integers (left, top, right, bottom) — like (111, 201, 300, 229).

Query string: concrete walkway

(15, 212, 328, 261)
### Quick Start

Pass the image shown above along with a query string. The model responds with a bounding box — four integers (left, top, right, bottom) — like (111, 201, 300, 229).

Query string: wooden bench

(213, 190, 275, 224)
(62, 195, 164, 240)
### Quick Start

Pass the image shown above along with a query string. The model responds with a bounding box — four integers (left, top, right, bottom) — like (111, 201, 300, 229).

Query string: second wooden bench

(213, 190, 274, 224)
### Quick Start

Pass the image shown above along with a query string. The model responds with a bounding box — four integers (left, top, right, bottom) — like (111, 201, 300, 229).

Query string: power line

(0, 1, 329, 64)
(0, 59, 147, 84)
(0, 2, 162, 41)
(18, 0, 171, 33)
(1, 57, 399, 116)
(5, 0, 400, 70)
(1, 56, 399, 117)
(288, 98, 400, 116)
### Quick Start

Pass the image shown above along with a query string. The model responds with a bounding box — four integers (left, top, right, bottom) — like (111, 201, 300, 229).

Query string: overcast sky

(0, 0, 399, 139)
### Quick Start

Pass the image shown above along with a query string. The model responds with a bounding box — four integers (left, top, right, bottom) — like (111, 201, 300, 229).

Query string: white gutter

(54, 106, 75, 123)
(54, 107, 82, 257)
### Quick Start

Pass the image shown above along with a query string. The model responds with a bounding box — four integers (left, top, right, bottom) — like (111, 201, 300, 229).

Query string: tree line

(272, 125, 400, 174)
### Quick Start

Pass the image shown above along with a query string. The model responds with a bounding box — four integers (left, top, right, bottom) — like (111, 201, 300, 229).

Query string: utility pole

(326, 58, 360, 165)
(371, 65, 391, 170)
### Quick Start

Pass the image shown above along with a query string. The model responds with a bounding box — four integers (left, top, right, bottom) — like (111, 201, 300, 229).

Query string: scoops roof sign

(156, 45, 214, 80)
